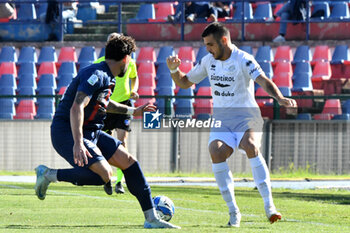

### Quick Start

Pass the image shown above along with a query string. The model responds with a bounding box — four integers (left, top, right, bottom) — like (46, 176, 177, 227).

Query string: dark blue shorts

(51, 118, 122, 168)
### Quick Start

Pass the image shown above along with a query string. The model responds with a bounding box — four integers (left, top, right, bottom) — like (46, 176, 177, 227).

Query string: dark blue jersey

(54, 62, 115, 130)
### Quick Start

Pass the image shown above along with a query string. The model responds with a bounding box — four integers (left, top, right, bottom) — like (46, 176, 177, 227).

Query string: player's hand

(166, 55, 181, 70)
(133, 103, 157, 116)
(130, 91, 139, 100)
(277, 97, 298, 115)
(73, 142, 93, 167)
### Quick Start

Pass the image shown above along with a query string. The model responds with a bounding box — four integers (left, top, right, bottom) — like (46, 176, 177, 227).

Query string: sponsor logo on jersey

(214, 83, 231, 88)
(210, 64, 216, 71)
(210, 75, 235, 82)
(87, 74, 99, 86)
(214, 90, 235, 96)
(246, 60, 252, 66)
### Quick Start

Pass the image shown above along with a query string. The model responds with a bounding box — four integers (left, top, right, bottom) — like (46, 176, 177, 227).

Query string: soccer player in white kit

(166, 22, 297, 227)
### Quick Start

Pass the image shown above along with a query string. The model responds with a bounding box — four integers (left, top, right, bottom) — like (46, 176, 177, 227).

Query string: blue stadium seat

(36, 98, 55, 119)
(18, 62, 37, 77)
(255, 46, 273, 63)
(174, 99, 194, 118)
(293, 45, 312, 64)
(57, 74, 74, 91)
(292, 62, 312, 81)
(0, 74, 17, 90)
(156, 73, 175, 89)
(329, 2, 350, 20)
(156, 46, 174, 65)
(239, 45, 253, 55)
(17, 87, 36, 103)
(196, 113, 211, 120)
(331, 45, 349, 64)
(35, 2, 48, 19)
(129, 4, 155, 22)
(176, 88, 194, 96)
(196, 46, 209, 64)
(37, 74, 56, 92)
(0, 84, 16, 103)
(332, 114, 350, 120)
(17, 3, 37, 20)
(155, 87, 175, 115)
(17, 74, 37, 91)
(37, 87, 55, 106)
(311, 1, 330, 19)
(278, 87, 291, 96)
(18, 46, 37, 64)
(230, 2, 253, 21)
(296, 113, 312, 120)
(38, 46, 57, 64)
(194, 77, 210, 93)
(292, 73, 313, 92)
(156, 63, 170, 76)
(0, 46, 17, 63)
(58, 62, 77, 76)
(0, 99, 16, 119)
(78, 46, 97, 64)
(258, 61, 273, 79)
(342, 99, 350, 114)
(76, 3, 97, 22)
(98, 47, 105, 58)
(253, 2, 273, 21)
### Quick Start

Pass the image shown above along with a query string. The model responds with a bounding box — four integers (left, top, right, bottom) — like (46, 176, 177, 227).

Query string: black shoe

(104, 181, 113, 195)
(115, 182, 125, 194)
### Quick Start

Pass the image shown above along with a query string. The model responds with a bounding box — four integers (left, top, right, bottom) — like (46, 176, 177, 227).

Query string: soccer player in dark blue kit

(34, 35, 180, 229)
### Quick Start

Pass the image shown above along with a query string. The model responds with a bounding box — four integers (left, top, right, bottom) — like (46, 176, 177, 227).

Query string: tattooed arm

(70, 91, 92, 167)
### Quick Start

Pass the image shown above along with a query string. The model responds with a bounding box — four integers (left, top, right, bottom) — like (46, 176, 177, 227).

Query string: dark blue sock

(57, 167, 105, 185)
(123, 161, 153, 211)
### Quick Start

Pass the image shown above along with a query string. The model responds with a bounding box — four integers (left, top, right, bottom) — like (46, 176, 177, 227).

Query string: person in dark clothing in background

(168, 1, 217, 23)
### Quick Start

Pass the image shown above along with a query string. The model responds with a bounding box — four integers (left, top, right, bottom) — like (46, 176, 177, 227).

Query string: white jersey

(187, 45, 264, 120)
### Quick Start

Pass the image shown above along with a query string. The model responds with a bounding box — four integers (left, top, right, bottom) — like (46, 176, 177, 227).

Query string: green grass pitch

(0, 182, 349, 232)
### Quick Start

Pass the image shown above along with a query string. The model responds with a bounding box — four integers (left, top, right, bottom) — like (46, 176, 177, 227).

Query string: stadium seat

(14, 99, 36, 120)
(177, 87, 194, 97)
(255, 46, 274, 63)
(156, 46, 174, 65)
(296, 113, 312, 120)
(156, 63, 170, 76)
(17, 74, 37, 91)
(332, 114, 350, 120)
(0, 46, 17, 63)
(311, 1, 330, 19)
(155, 86, 175, 115)
(230, 2, 253, 21)
(178, 46, 195, 63)
(0, 62, 17, 77)
(0, 99, 16, 119)
(342, 99, 350, 114)
(293, 62, 312, 79)
(239, 45, 253, 55)
(36, 98, 55, 119)
(138, 73, 156, 89)
(78, 46, 97, 64)
(98, 47, 105, 58)
(135, 86, 155, 107)
(255, 87, 273, 106)
(16, 3, 37, 20)
(322, 99, 342, 115)
(138, 62, 156, 76)
(196, 113, 211, 120)
(292, 73, 313, 92)
(259, 61, 273, 79)
(253, 2, 273, 21)
(18, 62, 37, 77)
(57, 47, 77, 64)
(18, 46, 37, 64)
(273, 3, 284, 21)
(194, 77, 210, 93)
(279, 87, 291, 96)
(37, 86, 55, 106)
(37, 74, 57, 92)
(152, 2, 174, 22)
(137, 47, 156, 64)
(273, 72, 292, 88)
(194, 97, 213, 116)
(76, 3, 97, 22)
(58, 62, 77, 76)
(312, 45, 331, 65)
(17, 87, 36, 103)
(38, 46, 57, 64)
(329, 1, 350, 20)
(331, 45, 350, 64)
(156, 73, 175, 89)
(274, 46, 293, 63)
(57, 86, 67, 95)
(293, 45, 312, 64)
(196, 46, 209, 64)
(311, 61, 331, 81)
(313, 113, 332, 120)
(129, 4, 155, 22)
(274, 61, 292, 75)
(174, 99, 194, 118)
(37, 62, 57, 78)
(179, 61, 193, 73)
(57, 74, 74, 91)
(196, 86, 211, 96)
(0, 74, 17, 90)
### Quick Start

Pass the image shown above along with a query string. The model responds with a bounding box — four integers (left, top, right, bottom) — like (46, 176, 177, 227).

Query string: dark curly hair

(202, 22, 230, 43)
(105, 35, 137, 61)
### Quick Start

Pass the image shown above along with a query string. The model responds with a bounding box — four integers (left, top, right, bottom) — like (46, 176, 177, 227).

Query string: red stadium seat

(273, 46, 293, 63)
(311, 61, 331, 81)
(179, 61, 193, 73)
(273, 72, 293, 88)
(255, 87, 273, 106)
(194, 86, 212, 115)
(37, 62, 57, 79)
(58, 86, 67, 95)
(0, 62, 17, 77)
(273, 61, 292, 75)
(322, 99, 342, 115)
(313, 113, 332, 120)
(58, 47, 78, 64)
(311, 45, 331, 65)
(273, 3, 283, 21)
(134, 86, 156, 119)
(178, 46, 195, 62)
(137, 62, 156, 76)
(150, 2, 175, 22)
(138, 73, 156, 88)
(13, 99, 36, 120)
(196, 86, 211, 96)
(137, 47, 156, 65)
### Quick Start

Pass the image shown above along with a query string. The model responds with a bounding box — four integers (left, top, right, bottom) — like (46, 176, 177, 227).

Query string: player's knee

(209, 141, 232, 163)
(99, 167, 113, 183)
(241, 138, 259, 158)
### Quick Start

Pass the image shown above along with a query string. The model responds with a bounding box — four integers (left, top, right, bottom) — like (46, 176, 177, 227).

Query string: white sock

(212, 162, 239, 214)
(144, 208, 158, 222)
(44, 168, 58, 182)
(249, 154, 274, 207)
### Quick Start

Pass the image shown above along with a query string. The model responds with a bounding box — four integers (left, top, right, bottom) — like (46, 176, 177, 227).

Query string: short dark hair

(105, 35, 136, 61)
(201, 22, 230, 42)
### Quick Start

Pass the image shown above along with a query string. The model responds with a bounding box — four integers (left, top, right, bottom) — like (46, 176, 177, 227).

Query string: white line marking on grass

(1, 184, 347, 229)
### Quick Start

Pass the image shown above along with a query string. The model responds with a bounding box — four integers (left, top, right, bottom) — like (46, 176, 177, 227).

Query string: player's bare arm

(130, 77, 139, 100)
(166, 55, 194, 89)
(70, 91, 93, 167)
(255, 74, 297, 108)
(107, 99, 157, 116)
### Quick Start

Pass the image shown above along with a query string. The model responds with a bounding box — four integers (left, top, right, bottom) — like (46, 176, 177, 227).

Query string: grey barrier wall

(0, 120, 349, 174)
